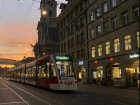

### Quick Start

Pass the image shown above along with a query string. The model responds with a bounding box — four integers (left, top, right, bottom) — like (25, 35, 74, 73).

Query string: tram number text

(64, 81, 74, 86)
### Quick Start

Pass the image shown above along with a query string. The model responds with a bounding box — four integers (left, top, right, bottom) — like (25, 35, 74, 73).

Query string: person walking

(132, 73, 138, 87)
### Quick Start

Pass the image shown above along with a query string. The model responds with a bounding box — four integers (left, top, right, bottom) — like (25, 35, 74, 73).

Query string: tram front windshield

(56, 61, 75, 77)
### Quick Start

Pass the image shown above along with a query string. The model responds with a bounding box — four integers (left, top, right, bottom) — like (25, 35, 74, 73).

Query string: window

(67, 15, 70, 23)
(64, 31, 66, 39)
(76, 21, 79, 30)
(112, 16, 118, 29)
(103, 21, 108, 33)
(61, 33, 63, 40)
(80, 17, 84, 28)
(61, 22, 63, 29)
(124, 35, 131, 50)
(80, 3, 83, 12)
(92, 47, 95, 57)
(96, 8, 100, 17)
(133, 5, 140, 19)
(71, 38, 74, 48)
(67, 27, 70, 36)
(64, 19, 65, 26)
(64, 42, 66, 51)
(72, 52, 74, 60)
(121, 10, 129, 25)
(114, 38, 120, 52)
(90, 29, 94, 38)
(89, 0, 93, 5)
(76, 6, 79, 16)
(76, 35, 80, 45)
(49, 10, 52, 17)
(81, 49, 85, 58)
(71, 12, 73, 20)
(137, 31, 140, 47)
(105, 41, 110, 54)
(90, 12, 94, 21)
(77, 50, 80, 59)
(68, 40, 70, 49)
(50, 63, 56, 79)
(71, 25, 74, 34)
(81, 32, 84, 44)
(120, 0, 124, 2)
(96, 26, 101, 36)
(61, 44, 63, 52)
(111, 0, 116, 8)
(103, 2, 107, 13)
(98, 44, 102, 56)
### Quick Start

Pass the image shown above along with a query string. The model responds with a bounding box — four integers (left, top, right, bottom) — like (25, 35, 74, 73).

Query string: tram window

(32, 66, 36, 81)
(46, 63, 50, 79)
(56, 61, 75, 77)
(41, 65, 46, 79)
(50, 63, 56, 79)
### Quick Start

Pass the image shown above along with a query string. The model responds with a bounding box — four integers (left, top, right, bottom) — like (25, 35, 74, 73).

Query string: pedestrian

(61, 69, 65, 77)
(132, 73, 138, 87)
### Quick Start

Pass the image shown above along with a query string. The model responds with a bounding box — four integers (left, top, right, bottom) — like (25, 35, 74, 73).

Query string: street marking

(2, 80, 64, 105)
(1, 81, 51, 105)
(0, 82, 30, 105)
(0, 101, 23, 105)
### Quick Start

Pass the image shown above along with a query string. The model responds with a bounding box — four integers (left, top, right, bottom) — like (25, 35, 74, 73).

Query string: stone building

(54, 0, 139, 87)
(34, 0, 60, 59)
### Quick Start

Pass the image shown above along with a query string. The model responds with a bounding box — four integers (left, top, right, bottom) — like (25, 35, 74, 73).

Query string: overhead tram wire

(6, 0, 36, 56)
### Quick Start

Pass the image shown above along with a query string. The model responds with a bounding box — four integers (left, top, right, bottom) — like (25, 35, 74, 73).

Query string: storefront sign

(95, 60, 97, 63)
(79, 61, 83, 65)
(110, 58, 113, 61)
(130, 54, 139, 58)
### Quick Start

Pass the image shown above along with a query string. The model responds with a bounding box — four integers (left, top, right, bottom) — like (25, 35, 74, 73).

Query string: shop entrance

(92, 64, 103, 83)
(106, 62, 121, 85)
(77, 65, 86, 82)
(125, 60, 139, 87)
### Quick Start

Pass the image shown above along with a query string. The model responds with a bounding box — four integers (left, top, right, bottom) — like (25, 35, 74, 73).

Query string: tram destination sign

(56, 56, 69, 60)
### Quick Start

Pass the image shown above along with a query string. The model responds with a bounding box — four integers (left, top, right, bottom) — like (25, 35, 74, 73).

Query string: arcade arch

(125, 59, 139, 87)
(106, 62, 121, 85)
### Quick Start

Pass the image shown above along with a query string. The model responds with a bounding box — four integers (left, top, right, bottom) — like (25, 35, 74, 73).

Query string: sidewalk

(78, 82, 139, 91)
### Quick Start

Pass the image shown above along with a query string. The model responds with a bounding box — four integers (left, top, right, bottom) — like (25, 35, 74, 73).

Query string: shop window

(105, 41, 110, 54)
(124, 35, 131, 50)
(114, 38, 120, 52)
(92, 46, 95, 57)
(137, 31, 140, 47)
(98, 44, 102, 56)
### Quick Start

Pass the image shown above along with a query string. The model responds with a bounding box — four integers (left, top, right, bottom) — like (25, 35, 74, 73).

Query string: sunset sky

(0, 0, 67, 61)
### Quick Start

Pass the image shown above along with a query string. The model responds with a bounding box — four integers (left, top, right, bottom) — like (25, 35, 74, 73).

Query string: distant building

(20, 57, 35, 64)
(54, 0, 139, 86)
(33, 0, 60, 59)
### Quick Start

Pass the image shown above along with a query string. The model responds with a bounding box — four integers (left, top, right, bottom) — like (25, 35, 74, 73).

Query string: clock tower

(40, 0, 57, 28)
(33, 0, 60, 59)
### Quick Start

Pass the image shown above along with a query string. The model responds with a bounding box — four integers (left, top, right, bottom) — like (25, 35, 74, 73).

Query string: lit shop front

(125, 53, 139, 87)
(77, 61, 86, 82)
(92, 60, 103, 82)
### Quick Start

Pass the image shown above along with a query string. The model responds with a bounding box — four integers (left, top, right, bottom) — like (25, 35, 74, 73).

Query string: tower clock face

(46, 0, 55, 8)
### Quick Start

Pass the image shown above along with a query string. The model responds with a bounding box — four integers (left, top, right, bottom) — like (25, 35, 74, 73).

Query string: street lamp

(42, 11, 47, 15)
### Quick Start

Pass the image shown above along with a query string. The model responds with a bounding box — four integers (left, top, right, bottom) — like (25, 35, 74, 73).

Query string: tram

(9, 54, 77, 90)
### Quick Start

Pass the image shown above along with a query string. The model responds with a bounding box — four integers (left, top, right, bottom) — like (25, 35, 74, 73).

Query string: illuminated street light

(42, 11, 47, 15)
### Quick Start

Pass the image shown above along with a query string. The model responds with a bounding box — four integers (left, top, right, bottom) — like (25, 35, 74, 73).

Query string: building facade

(34, 0, 60, 59)
(54, 0, 139, 87)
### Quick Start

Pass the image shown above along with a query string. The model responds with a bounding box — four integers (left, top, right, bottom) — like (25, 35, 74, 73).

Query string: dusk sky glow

(0, 0, 67, 61)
